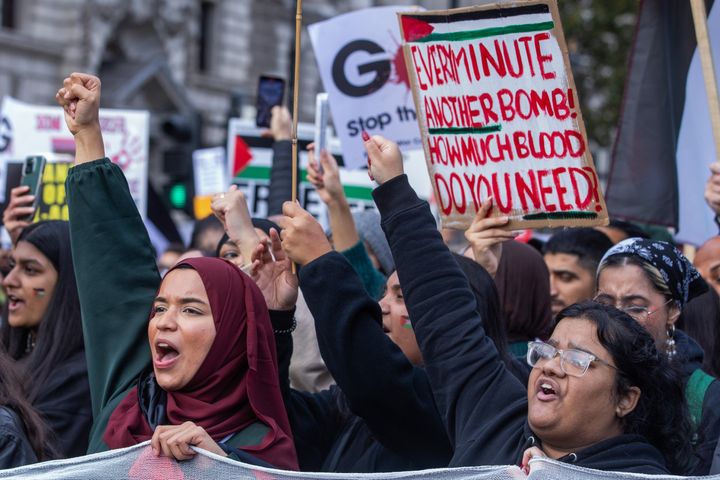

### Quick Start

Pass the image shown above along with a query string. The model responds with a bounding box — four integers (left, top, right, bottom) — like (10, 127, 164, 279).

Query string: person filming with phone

(0, 163, 92, 459)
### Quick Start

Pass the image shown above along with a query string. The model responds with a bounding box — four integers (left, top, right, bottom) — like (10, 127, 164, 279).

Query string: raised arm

(306, 146, 386, 298)
(266, 106, 294, 216)
(59, 74, 159, 435)
(280, 202, 452, 467)
(365, 135, 528, 464)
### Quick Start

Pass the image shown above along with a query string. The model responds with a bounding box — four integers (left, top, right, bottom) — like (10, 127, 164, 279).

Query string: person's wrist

(274, 133, 291, 141)
(300, 246, 332, 266)
(73, 122, 102, 142)
(73, 123, 105, 162)
(326, 195, 349, 209)
(376, 168, 404, 185)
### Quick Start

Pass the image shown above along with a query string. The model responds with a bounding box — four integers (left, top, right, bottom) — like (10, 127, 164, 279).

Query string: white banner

(0, 97, 149, 216)
(0, 442, 713, 480)
(308, 6, 424, 169)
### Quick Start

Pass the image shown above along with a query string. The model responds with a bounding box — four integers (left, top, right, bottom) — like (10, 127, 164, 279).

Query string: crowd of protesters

(0, 71, 718, 476)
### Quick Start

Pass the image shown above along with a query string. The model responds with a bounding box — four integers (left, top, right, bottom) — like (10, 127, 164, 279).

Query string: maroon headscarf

(494, 240, 553, 342)
(104, 257, 299, 470)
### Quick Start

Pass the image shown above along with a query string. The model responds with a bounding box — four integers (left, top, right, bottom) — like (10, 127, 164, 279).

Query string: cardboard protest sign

(226, 119, 376, 229)
(0, 160, 73, 223)
(0, 97, 149, 216)
(308, 6, 425, 169)
(399, 1, 608, 229)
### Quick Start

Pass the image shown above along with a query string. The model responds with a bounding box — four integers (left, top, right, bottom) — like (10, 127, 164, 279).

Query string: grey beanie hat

(352, 209, 394, 275)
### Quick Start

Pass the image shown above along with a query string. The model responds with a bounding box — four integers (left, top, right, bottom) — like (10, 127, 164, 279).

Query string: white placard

(193, 147, 227, 197)
(0, 97, 149, 215)
(308, 5, 425, 169)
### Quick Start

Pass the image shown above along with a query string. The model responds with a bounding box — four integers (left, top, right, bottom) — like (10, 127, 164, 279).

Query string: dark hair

(543, 228, 614, 274)
(2, 222, 84, 403)
(556, 302, 693, 474)
(215, 218, 281, 257)
(495, 240, 553, 341)
(453, 254, 514, 370)
(0, 346, 50, 461)
(162, 243, 186, 256)
(607, 220, 650, 241)
(678, 288, 720, 377)
(189, 215, 224, 250)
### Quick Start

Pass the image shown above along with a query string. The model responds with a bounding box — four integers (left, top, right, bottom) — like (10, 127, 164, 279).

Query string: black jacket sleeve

(372, 174, 528, 466)
(271, 309, 343, 471)
(267, 140, 294, 216)
(0, 407, 37, 469)
(300, 252, 452, 468)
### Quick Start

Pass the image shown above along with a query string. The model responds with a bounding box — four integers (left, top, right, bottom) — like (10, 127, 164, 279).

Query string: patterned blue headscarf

(599, 238, 707, 307)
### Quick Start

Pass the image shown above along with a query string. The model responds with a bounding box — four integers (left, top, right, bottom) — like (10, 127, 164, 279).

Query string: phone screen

(256, 76, 285, 128)
(19, 156, 46, 222)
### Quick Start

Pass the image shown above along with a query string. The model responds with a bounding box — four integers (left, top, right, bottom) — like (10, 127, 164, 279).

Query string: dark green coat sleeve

(66, 158, 160, 453)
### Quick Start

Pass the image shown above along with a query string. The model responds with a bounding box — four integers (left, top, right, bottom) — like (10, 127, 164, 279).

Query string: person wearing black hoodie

(280, 135, 693, 475)
(270, 210, 522, 472)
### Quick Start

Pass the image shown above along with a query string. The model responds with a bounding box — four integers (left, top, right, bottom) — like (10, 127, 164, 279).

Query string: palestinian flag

(607, 0, 718, 245)
(400, 4, 554, 44)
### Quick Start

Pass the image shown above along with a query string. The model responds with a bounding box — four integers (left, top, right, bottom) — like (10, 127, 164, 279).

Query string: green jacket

(66, 158, 160, 453)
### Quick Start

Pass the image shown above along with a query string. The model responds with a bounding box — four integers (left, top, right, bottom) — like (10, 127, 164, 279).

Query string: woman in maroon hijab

(104, 258, 298, 468)
(57, 72, 298, 469)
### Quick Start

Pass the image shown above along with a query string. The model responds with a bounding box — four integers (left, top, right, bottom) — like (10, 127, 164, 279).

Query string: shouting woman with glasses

(597, 238, 720, 475)
(308, 135, 695, 475)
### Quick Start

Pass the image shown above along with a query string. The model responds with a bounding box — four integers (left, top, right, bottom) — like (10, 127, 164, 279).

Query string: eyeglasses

(592, 296, 674, 322)
(526, 340, 617, 377)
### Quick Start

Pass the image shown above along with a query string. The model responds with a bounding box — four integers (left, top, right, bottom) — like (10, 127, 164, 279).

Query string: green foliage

(557, 0, 637, 149)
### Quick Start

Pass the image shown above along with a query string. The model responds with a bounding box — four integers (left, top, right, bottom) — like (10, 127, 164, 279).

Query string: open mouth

(7, 294, 24, 312)
(536, 378, 559, 401)
(540, 383, 556, 395)
(154, 341, 180, 368)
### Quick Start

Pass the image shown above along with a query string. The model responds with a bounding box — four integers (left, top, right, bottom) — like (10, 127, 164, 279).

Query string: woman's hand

(306, 144, 345, 206)
(250, 228, 298, 311)
(211, 186, 259, 265)
(521, 446, 547, 474)
(151, 422, 226, 460)
(363, 134, 403, 185)
(277, 201, 332, 266)
(464, 197, 516, 278)
(263, 106, 292, 141)
(55, 72, 105, 164)
(2, 186, 35, 245)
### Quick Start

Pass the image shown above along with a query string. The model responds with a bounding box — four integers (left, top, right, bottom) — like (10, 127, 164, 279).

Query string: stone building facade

(0, 0, 472, 148)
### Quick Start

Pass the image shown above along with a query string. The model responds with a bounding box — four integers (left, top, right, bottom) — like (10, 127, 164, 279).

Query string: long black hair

(557, 301, 693, 474)
(453, 253, 514, 370)
(2, 221, 83, 402)
(0, 345, 50, 461)
(678, 288, 720, 377)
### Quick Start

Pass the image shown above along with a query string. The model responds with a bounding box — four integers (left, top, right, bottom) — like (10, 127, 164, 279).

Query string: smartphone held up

(256, 75, 286, 128)
(19, 156, 46, 222)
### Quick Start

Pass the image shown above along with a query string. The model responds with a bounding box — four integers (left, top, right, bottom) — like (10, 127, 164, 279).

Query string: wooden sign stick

(291, 0, 302, 274)
(691, 0, 720, 158)
(291, 0, 303, 204)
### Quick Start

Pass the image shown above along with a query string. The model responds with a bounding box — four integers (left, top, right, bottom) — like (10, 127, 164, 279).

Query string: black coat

(0, 406, 37, 469)
(371, 174, 669, 474)
(275, 267, 452, 472)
